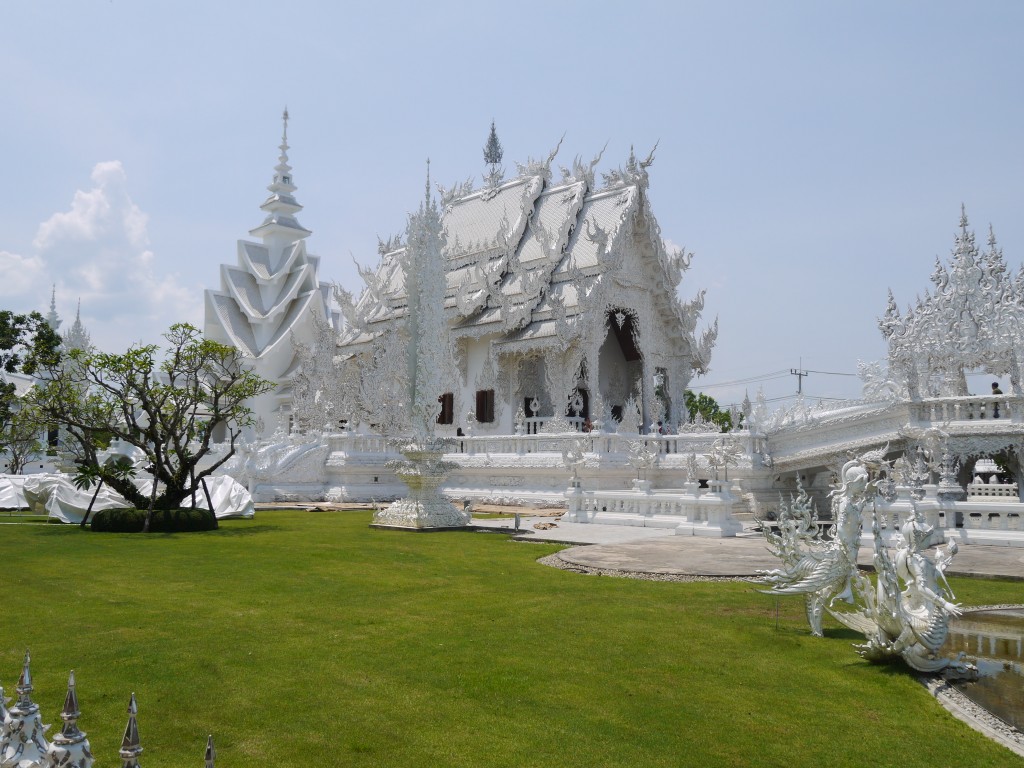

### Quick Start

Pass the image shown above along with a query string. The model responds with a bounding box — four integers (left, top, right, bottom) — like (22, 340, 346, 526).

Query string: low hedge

(90, 507, 218, 533)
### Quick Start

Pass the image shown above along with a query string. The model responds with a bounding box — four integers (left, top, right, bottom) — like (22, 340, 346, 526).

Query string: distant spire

(64, 299, 92, 352)
(483, 120, 503, 168)
(45, 285, 62, 331)
(483, 121, 504, 187)
(119, 693, 143, 768)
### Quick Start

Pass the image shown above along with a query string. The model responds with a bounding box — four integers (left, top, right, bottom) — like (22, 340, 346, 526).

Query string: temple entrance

(598, 308, 643, 424)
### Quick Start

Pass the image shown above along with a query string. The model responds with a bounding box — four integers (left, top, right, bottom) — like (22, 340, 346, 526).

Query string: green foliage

(0, 310, 61, 429)
(0, 310, 62, 377)
(684, 389, 739, 431)
(90, 507, 218, 533)
(1, 511, 1020, 767)
(1, 403, 44, 474)
(29, 323, 273, 514)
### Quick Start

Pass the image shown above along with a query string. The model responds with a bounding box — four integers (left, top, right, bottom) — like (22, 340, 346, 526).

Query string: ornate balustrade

(967, 480, 1020, 500)
(910, 395, 1023, 424)
(564, 480, 743, 537)
(448, 431, 726, 458)
(866, 486, 1024, 546)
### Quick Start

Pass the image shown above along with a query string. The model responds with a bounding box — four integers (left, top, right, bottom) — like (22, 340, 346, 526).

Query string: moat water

(942, 608, 1024, 732)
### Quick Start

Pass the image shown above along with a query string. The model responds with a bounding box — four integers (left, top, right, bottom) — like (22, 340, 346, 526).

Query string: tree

(30, 323, 273, 530)
(1, 404, 44, 474)
(0, 310, 62, 426)
(684, 390, 740, 432)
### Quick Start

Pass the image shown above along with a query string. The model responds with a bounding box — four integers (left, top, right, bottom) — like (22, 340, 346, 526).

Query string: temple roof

(337, 146, 710, 368)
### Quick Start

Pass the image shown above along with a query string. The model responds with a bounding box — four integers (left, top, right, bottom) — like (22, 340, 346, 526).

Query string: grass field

(1, 510, 1020, 767)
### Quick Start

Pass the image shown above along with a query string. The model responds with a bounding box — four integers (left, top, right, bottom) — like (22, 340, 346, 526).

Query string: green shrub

(90, 507, 217, 533)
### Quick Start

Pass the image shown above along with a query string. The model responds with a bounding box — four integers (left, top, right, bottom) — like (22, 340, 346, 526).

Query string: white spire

(249, 108, 311, 241)
(63, 299, 92, 352)
(45, 284, 62, 331)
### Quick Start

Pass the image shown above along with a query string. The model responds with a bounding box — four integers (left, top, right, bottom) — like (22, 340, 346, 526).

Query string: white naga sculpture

(371, 170, 468, 529)
(759, 451, 975, 678)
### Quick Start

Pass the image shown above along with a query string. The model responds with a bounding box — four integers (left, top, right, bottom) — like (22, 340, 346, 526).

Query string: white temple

(191, 118, 1024, 544)
(4, 113, 1005, 546)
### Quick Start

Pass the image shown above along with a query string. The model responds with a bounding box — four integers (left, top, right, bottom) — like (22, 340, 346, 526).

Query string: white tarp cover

(180, 475, 256, 520)
(0, 475, 30, 509)
(22, 474, 133, 524)
(17, 473, 254, 524)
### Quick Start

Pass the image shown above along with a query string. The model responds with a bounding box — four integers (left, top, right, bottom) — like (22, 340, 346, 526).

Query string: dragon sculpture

(758, 449, 975, 679)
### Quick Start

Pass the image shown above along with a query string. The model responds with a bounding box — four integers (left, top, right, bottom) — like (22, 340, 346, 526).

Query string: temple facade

(326, 143, 717, 440)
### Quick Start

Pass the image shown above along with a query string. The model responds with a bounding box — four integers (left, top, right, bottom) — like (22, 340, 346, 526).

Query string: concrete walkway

(472, 515, 1024, 580)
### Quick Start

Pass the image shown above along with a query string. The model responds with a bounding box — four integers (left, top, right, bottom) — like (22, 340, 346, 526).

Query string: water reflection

(942, 608, 1024, 732)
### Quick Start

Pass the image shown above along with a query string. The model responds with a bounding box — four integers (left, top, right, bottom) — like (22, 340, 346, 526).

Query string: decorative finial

(205, 735, 216, 768)
(282, 107, 289, 143)
(959, 203, 968, 232)
(17, 649, 33, 704)
(425, 158, 431, 206)
(483, 120, 503, 168)
(62, 670, 82, 724)
(120, 693, 143, 767)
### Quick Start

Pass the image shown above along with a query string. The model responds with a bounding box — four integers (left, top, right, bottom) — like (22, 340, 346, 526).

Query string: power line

(690, 370, 790, 390)
(804, 369, 858, 377)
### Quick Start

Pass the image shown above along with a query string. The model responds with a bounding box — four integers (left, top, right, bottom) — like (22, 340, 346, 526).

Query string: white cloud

(0, 251, 46, 296)
(6, 161, 203, 350)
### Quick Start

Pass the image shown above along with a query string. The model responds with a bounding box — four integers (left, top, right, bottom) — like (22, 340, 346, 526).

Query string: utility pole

(790, 360, 809, 394)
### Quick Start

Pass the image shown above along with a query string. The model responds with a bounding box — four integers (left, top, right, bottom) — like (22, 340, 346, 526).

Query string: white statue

(760, 449, 976, 677)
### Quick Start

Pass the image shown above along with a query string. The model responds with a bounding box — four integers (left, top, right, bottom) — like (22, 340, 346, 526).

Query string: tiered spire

(483, 120, 504, 187)
(250, 108, 311, 241)
(63, 300, 93, 352)
(45, 285, 62, 332)
(119, 693, 143, 768)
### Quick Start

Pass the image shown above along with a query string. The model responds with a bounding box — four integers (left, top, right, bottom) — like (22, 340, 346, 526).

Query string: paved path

(472, 515, 1024, 580)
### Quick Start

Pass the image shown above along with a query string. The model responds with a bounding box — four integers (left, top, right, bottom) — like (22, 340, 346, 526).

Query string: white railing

(963, 508, 1024, 531)
(449, 431, 727, 457)
(522, 416, 586, 434)
(869, 486, 1024, 545)
(565, 480, 744, 536)
(967, 481, 1020, 500)
(911, 395, 1022, 424)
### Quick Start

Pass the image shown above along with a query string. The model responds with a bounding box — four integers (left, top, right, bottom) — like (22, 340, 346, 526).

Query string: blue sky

(3, 1, 1022, 410)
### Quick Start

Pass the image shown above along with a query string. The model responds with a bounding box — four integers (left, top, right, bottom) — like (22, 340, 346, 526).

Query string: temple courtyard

(2, 509, 1021, 767)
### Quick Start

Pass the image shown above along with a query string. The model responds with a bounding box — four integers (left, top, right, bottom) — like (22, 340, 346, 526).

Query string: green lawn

(1, 511, 1020, 767)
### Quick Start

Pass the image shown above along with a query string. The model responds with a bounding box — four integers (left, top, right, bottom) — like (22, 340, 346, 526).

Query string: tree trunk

(143, 476, 159, 533)
(80, 478, 104, 529)
(200, 476, 217, 529)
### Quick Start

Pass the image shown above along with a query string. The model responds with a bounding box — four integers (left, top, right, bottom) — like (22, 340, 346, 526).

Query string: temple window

(476, 389, 495, 423)
(437, 393, 454, 425)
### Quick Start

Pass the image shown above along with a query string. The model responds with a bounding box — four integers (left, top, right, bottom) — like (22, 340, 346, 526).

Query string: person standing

(991, 382, 1003, 418)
